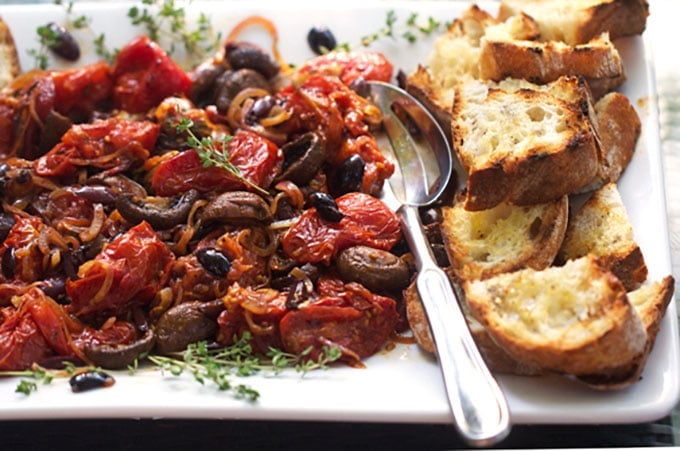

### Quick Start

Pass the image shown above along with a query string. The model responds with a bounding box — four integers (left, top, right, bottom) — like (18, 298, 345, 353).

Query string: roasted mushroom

(276, 132, 326, 185)
(154, 300, 224, 355)
(198, 191, 272, 226)
(224, 41, 280, 79)
(115, 189, 200, 230)
(83, 328, 156, 370)
(336, 245, 411, 293)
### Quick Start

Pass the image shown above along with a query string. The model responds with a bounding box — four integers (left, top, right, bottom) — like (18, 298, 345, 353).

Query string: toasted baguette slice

(498, 0, 650, 45)
(576, 92, 641, 193)
(579, 275, 674, 389)
(557, 182, 648, 290)
(440, 195, 568, 282)
(479, 32, 625, 98)
(0, 17, 19, 90)
(404, 5, 540, 133)
(452, 77, 599, 210)
(464, 255, 647, 375)
(403, 276, 545, 375)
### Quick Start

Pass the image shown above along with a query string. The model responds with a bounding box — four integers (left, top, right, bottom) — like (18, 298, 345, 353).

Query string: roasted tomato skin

(0, 287, 82, 370)
(279, 278, 399, 362)
(51, 61, 113, 117)
(66, 221, 175, 317)
(282, 192, 401, 265)
(33, 117, 159, 178)
(112, 35, 192, 113)
(150, 130, 282, 196)
(297, 51, 393, 85)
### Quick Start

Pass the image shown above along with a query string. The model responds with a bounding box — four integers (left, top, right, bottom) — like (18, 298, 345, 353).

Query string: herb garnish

(175, 117, 269, 196)
(146, 334, 343, 401)
(337, 10, 447, 51)
(0, 361, 95, 395)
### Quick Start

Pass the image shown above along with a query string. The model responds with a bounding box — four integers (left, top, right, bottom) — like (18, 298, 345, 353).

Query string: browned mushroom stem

(198, 191, 272, 226)
(154, 300, 224, 355)
(83, 328, 156, 370)
(115, 189, 200, 230)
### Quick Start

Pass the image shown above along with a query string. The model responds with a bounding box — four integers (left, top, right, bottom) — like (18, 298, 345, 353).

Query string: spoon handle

(399, 205, 510, 447)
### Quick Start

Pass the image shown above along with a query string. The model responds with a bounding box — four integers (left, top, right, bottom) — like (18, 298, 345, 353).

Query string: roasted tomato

(34, 117, 159, 178)
(51, 61, 113, 117)
(281, 192, 401, 265)
(217, 283, 288, 353)
(297, 51, 393, 85)
(112, 35, 192, 114)
(276, 74, 393, 193)
(279, 277, 399, 363)
(0, 287, 83, 370)
(66, 221, 175, 317)
(150, 129, 282, 196)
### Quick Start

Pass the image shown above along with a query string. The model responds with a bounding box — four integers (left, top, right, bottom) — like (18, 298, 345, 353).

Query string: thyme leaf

(175, 117, 269, 196)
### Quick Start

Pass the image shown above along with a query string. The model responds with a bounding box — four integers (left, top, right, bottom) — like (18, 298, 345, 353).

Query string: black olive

(16, 170, 30, 184)
(307, 26, 337, 55)
(332, 154, 365, 195)
(0, 213, 15, 243)
(310, 192, 344, 222)
(195, 248, 232, 278)
(2, 247, 15, 279)
(246, 95, 276, 124)
(286, 279, 311, 310)
(44, 22, 80, 61)
(40, 277, 67, 302)
(69, 370, 115, 393)
(348, 77, 370, 98)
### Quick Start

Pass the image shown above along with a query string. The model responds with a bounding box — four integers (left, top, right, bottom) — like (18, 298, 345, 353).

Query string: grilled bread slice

(452, 76, 599, 210)
(557, 182, 648, 291)
(498, 0, 650, 45)
(479, 32, 625, 98)
(0, 17, 20, 89)
(579, 275, 674, 389)
(440, 195, 568, 282)
(403, 275, 545, 376)
(463, 254, 647, 376)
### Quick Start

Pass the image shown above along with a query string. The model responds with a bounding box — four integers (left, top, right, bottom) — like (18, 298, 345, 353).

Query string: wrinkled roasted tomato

(0, 29, 408, 373)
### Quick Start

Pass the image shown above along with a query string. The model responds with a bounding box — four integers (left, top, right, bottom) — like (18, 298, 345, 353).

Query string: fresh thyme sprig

(0, 361, 88, 395)
(145, 334, 343, 401)
(127, 0, 221, 67)
(175, 117, 269, 196)
(337, 10, 447, 51)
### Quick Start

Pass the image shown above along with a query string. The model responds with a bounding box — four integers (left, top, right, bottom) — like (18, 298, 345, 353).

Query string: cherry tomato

(281, 192, 401, 265)
(279, 278, 399, 362)
(34, 117, 159, 178)
(150, 130, 282, 196)
(112, 35, 192, 113)
(297, 51, 393, 85)
(66, 221, 175, 317)
(0, 287, 82, 370)
(51, 61, 113, 117)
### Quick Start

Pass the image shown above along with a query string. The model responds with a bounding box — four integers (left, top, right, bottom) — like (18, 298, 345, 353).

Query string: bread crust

(0, 17, 20, 89)
(464, 255, 647, 375)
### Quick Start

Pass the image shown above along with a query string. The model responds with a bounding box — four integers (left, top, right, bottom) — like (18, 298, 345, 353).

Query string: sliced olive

(198, 191, 272, 226)
(196, 248, 231, 278)
(336, 245, 410, 293)
(44, 22, 80, 61)
(154, 300, 222, 355)
(224, 41, 280, 79)
(310, 192, 344, 222)
(69, 371, 115, 393)
(307, 26, 337, 55)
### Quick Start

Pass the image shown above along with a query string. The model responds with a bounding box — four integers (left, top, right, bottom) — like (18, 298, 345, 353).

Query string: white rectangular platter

(0, 0, 677, 425)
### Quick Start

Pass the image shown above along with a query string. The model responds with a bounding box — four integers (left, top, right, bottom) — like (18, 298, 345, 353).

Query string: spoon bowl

(367, 81, 510, 447)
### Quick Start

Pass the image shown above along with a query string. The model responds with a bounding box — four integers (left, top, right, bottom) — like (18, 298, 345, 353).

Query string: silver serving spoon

(367, 81, 510, 447)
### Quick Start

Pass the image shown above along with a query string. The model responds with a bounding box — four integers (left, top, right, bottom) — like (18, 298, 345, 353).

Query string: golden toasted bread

(557, 182, 648, 291)
(579, 275, 674, 389)
(498, 0, 650, 45)
(479, 32, 625, 98)
(440, 195, 568, 282)
(452, 77, 599, 210)
(403, 276, 545, 376)
(0, 17, 20, 89)
(463, 255, 647, 376)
